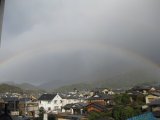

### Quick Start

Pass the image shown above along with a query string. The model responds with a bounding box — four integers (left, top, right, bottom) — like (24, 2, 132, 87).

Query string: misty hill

(3, 82, 41, 90)
(37, 80, 80, 91)
(53, 69, 160, 92)
(0, 84, 23, 93)
(53, 83, 93, 92)
(0, 83, 45, 98)
(16, 83, 41, 90)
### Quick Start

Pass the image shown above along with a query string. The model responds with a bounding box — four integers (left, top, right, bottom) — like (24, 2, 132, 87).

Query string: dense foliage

(88, 93, 144, 120)
(88, 112, 113, 120)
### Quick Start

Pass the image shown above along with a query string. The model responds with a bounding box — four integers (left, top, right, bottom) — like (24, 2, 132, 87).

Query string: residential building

(87, 93, 113, 106)
(2, 97, 19, 112)
(148, 99, 160, 118)
(19, 98, 39, 117)
(38, 93, 63, 113)
(62, 95, 85, 107)
(62, 102, 88, 115)
(146, 92, 160, 104)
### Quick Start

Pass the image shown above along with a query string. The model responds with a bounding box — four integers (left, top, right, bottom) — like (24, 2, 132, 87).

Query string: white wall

(50, 94, 63, 111)
(39, 94, 63, 112)
(62, 98, 85, 106)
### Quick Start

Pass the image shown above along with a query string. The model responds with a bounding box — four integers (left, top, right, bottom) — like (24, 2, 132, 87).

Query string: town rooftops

(38, 93, 57, 101)
(131, 85, 152, 91)
(2, 97, 19, 102)
(87, 93, 113, 100)
(150, 92, 160, 97)
(19, 98, 31, 102)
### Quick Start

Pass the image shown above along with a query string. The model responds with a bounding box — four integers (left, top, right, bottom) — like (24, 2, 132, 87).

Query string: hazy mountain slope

(52, 69, 160, 92)
(16, 83, 40, 90)
(2, 82, 41, 90)
(90, 69, 159, 89)
(53, 83, 93, 92)
(0, 84, 23, 93)
(37, 79, 80, 91)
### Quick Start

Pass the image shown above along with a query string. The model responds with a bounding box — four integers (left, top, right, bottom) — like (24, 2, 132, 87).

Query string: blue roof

(127, 112, 157, 120)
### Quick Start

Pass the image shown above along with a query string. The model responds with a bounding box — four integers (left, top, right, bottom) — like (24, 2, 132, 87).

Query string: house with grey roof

(38, 93, 63, 113)
(61, 94, 86, 108)
(87, 93, 114, 106)
(148, 99, 160, 118)
(62, 102, 88, 115)
(2, 97, 19, 113)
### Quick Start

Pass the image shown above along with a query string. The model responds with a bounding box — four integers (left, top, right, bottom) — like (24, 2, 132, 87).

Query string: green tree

(88, 112, 114, 120)
(113, 105, 140, 120)
(114, 93, 130, 105)
(136, 94, 145, 105)
(112, 106, 123, 120)
(88, 112, 101, 120)
(38, 107, 45, 120)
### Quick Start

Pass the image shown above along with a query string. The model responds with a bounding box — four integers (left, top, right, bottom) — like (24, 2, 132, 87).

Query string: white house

(38, 93, 63, 113)
(62, 95, 86, 106)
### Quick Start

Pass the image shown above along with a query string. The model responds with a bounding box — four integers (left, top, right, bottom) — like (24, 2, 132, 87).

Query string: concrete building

(0, 0, 5, 41)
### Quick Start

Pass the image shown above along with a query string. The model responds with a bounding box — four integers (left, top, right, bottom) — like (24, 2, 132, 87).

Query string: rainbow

(0, 42, 159, 71)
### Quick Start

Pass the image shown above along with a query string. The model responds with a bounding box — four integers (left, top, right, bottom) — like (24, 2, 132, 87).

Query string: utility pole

(0, 0, 5, 43)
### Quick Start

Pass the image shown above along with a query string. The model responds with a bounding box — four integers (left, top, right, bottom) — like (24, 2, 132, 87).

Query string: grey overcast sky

(0, 0, 160, 85)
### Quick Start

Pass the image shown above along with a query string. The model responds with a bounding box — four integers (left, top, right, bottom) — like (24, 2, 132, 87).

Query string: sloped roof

(19, 98, 31, 102)
(148, 99, 160, 106)
(38, 94, 56, 101)
(86, 102, 107, 111)
(2, 97, 19, 102)
(72, 102, 88, 109)
(131, 85, 151, 91)
(63, 102, 88, 110)
(150, 92, 160, 97)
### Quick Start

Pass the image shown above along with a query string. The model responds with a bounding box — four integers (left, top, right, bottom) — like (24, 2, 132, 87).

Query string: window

(60, 100, 63, 103)
(54, 106, 59, 110)
(48, 107, 51, 111)
(54, 100, 57, 104)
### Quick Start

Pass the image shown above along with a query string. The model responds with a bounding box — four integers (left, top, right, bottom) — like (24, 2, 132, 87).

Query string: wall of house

(39, 94, 63, 112)
(145, 95, 160, 104)
(50, 94, 63, 111)
(62, 98, 84, 106)
(39, 100, 51, 111)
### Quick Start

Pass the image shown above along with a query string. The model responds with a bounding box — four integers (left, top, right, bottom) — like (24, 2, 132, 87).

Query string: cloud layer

(0, 0, 160, 86)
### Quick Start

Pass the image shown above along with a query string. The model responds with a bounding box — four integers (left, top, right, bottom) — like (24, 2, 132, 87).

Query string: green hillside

(0, 84, 23, 93)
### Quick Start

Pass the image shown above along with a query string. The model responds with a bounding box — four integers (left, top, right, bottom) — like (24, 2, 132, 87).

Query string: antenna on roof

(0, 0, 5, 45)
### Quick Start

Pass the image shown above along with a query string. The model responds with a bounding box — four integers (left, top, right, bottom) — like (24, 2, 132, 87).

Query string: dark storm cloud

(0, 0, 160, 85)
